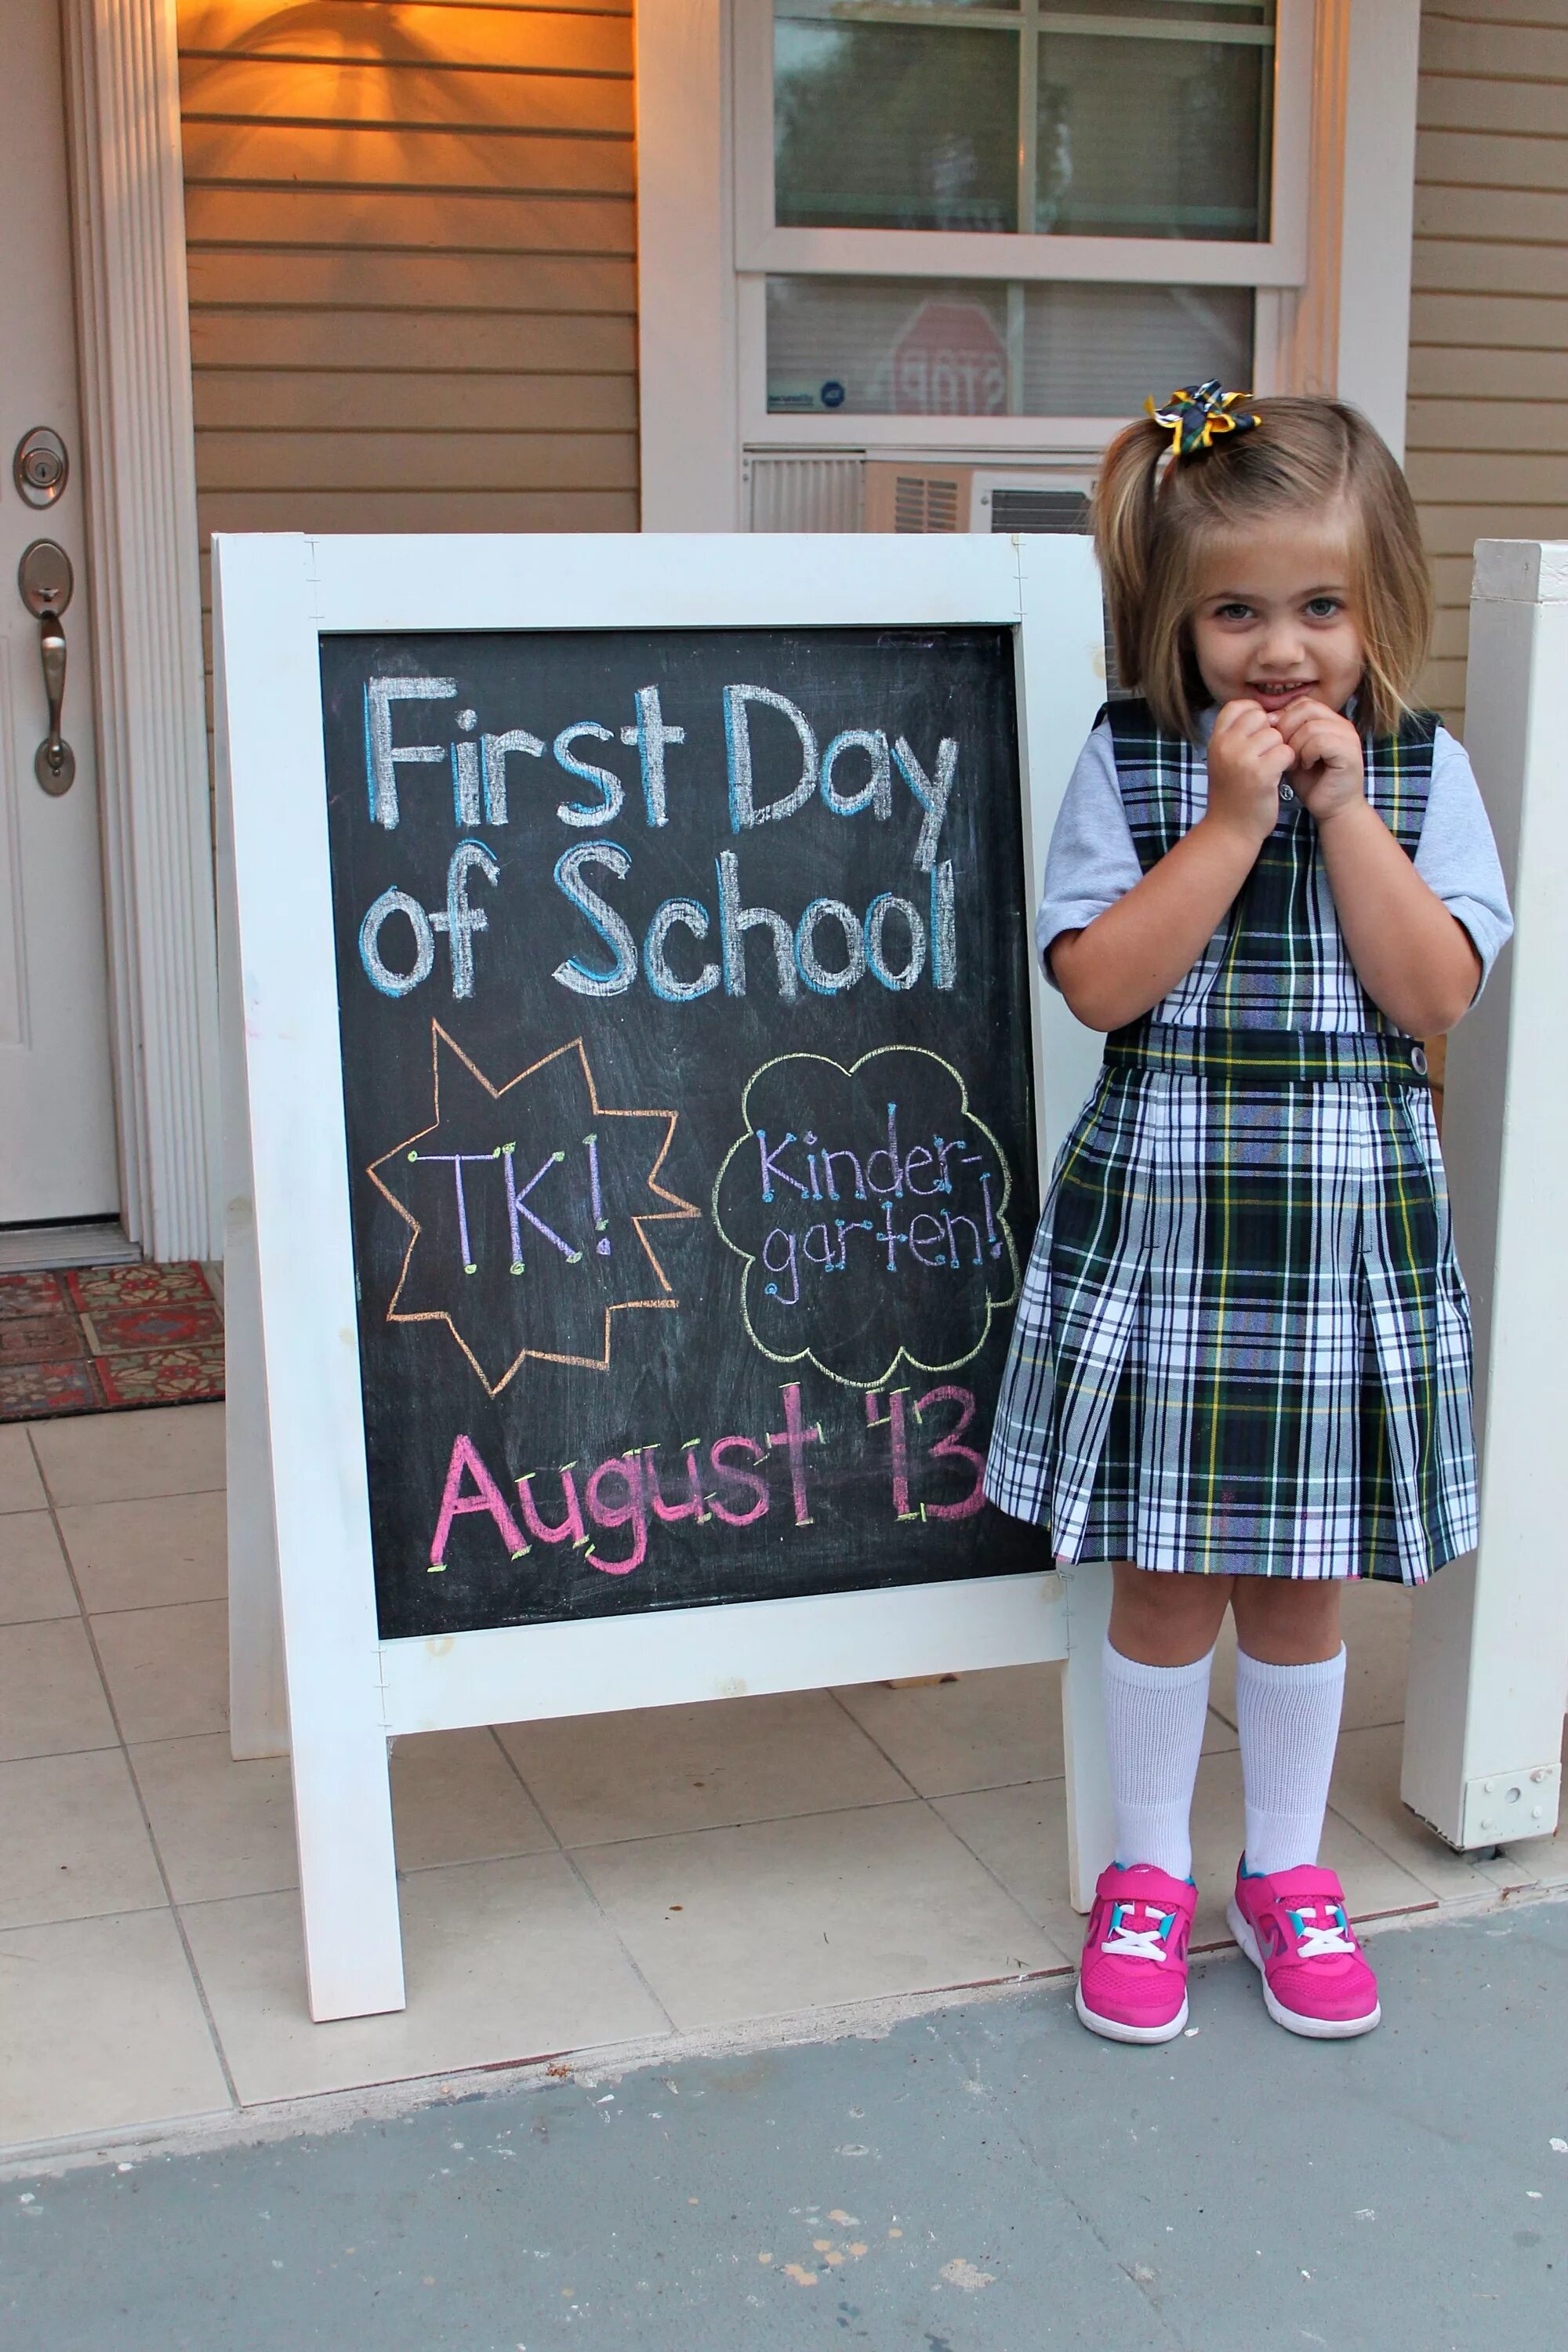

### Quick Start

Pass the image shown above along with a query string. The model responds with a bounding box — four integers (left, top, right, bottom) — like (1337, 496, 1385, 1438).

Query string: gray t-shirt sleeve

(1035, 720, 1141, 990)
(1414, 725, 1514, 996)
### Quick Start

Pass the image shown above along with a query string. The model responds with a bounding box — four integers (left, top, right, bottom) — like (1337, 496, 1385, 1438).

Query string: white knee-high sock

(1102, 1639, 1214, 1881)
(1236, 1645, 1347, 1878)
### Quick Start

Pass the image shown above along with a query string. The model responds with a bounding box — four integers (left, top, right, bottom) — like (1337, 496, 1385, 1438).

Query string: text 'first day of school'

(354, 677, 963, 1009)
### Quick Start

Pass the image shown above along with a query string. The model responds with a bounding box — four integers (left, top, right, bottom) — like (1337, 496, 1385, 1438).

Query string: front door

(0, 2, 119, 1226)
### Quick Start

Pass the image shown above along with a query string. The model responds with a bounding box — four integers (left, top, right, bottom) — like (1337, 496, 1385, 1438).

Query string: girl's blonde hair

(1093, 395, 1433, 739)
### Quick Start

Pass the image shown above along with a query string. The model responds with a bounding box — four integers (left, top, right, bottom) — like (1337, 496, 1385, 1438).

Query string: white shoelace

(1289, 1904, 1356, 1961)
(1101, 1904, 1172, 1965)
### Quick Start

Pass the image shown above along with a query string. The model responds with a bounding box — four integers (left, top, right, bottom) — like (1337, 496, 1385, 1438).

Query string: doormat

(0, 1263, 223, 1422)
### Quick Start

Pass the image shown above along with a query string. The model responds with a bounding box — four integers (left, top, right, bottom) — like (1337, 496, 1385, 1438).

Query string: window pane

(768, 278, 1012, 415)
(775, 21, 1019, 233)
(771, 4, 1276, 244)
(765, 275, 1252, 417)
(1021, 282, 1252, 412)
(1036, 28, 1272, 238)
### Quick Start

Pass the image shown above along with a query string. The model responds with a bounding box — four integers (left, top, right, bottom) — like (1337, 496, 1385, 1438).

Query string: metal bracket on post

(1454, 1763, 1562, 1852)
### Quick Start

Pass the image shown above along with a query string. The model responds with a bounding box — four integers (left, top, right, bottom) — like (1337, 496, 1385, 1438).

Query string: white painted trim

(1401, 543, 1568, 1853)
(216, 527, 1112, 2013)
(381, 1575, 1068, 1738)
(1334, 0, 1420, 457)
(636, 0, 740, 528)
(60, 0, 221, 1260)
(215, 531, 405, 2020)
(744, 229, 1305, 286)
(216, 608, 288, 1762)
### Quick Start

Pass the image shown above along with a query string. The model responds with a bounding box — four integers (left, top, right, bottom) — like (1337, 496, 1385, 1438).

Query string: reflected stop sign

(889, 299, 1009, 416)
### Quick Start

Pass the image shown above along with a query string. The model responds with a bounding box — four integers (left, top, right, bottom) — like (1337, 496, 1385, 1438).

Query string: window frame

(735, 0, 1314, 286)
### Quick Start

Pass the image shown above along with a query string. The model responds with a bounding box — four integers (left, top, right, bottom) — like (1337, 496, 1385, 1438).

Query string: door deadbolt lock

(18, 539, 75, 795)
(13, 427, 68, 510)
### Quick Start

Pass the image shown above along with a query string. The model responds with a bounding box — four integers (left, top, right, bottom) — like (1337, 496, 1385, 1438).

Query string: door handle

(17, 539, 75, 796)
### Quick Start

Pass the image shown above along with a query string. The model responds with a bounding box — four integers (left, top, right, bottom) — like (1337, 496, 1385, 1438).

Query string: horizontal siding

(182, 4, 633, 72)
(176, 0, 640, 585)
(1407, 4, 1568, 734)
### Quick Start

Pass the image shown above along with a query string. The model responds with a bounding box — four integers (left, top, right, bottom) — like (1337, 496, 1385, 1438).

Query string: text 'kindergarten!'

(355, 677, 961, 1007)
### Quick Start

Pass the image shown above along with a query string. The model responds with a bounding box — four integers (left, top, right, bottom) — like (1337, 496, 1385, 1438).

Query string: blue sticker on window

(820, 379, 847, 411)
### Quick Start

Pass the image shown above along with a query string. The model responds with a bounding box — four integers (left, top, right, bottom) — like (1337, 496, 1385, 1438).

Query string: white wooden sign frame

(213, 530, 1113, 2023)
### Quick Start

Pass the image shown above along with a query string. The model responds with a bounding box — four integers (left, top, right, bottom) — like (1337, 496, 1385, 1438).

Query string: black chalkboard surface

(319, 626, 1043, 1640)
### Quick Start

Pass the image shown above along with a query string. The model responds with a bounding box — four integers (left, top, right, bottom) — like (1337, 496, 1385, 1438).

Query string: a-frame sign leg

(215, 531, 406, 2020)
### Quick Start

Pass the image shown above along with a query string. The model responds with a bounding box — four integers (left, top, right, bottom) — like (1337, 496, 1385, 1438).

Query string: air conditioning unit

(746, 454, 865, 532)
(863, 461, 1093, 535)
(742, 456, 1096, 539)
(971, 473, 1093, 535)
(863, 463, 969, 533)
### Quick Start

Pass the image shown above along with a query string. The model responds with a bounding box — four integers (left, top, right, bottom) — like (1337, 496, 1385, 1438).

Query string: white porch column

(62, 0, 221, 1261)
(635, 0, 739, 530)
(1402, 542, 1568, 1851)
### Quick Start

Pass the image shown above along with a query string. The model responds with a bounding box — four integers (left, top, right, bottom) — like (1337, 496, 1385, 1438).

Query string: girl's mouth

(1247, 681, 1315, 708)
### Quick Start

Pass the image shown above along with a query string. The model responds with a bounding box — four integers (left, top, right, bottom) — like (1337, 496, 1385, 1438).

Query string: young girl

(985, 387, 1512, 2045)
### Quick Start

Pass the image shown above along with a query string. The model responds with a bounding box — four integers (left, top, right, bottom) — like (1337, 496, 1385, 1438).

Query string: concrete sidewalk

(4, 1897, 1565, 2352)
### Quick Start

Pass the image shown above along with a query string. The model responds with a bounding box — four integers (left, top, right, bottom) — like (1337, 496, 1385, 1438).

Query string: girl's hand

(1204, 699, 1290, 850)
(1274, 698, 1365, 822)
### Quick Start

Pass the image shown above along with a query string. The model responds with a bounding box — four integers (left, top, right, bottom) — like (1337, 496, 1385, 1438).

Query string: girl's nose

(1257, 615, 1306, 671)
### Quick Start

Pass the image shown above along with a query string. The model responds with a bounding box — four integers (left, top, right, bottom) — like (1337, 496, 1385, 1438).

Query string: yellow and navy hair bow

(1145, 379, 1260, 459)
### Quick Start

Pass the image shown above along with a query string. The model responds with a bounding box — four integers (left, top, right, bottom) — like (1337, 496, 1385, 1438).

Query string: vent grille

(893, 474, 960, 533)
(989, 487, 1090, 535)
(747, 456, 865, 532)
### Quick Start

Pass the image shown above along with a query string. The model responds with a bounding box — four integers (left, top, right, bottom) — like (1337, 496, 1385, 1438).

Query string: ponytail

(1091, 416, 1169, 708)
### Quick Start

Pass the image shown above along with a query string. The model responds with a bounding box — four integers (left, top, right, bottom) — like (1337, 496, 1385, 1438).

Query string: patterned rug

(0, 1263, 223, 1422)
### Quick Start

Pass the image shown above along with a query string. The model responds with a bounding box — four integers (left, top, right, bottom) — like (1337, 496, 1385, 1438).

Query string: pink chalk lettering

(430, 1434, 528, 1566)
(766, 1381, 822, 1527)
(585, 1455, 648, 1573)
(517, 1465, 587, 1546)
(644, 1444, 706, 1523)
(913, 1385, 986, 1519)
(706, 1435, 770, 1526)
(865, 1389, 917, 1521)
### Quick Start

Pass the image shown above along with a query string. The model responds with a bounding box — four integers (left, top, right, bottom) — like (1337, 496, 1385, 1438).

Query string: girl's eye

(1214, 602, 1253, 622)
(1305, 597, 1342, 619)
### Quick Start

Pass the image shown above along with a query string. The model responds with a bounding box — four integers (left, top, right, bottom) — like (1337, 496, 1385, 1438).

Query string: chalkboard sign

(216, 531, 1112, 2020)
(320, 626, 1043, 1639)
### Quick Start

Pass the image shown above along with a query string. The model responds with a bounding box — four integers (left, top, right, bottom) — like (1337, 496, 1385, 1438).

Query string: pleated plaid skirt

(984, 705, 1479, 1583)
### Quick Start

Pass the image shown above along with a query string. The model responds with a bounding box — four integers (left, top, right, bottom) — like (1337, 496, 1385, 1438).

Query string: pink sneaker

(1075, 1864, 1197, 2045)
(1227, 1863, 1381, 2039)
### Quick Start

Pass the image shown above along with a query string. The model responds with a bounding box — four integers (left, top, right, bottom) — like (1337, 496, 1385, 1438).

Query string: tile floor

(2, 1401, 1564, 2158)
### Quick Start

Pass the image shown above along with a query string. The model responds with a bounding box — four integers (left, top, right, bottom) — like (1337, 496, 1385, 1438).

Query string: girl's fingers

(1275, 697, 1334, 741)
(1214, 699, 1264, 742)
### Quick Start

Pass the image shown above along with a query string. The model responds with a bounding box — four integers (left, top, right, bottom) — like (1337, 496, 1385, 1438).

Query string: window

(636, 0, 1421, 532)
(773, 1, 1275, 241)
(735, 0, 1309, 443)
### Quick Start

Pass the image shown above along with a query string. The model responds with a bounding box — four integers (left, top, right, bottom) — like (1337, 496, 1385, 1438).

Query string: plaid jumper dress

(985, 700, 1477, 1583)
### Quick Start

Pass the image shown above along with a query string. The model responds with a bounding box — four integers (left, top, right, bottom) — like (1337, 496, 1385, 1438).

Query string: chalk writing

(322, 622, 1040, 1639)
(354, 676, 960, 1007)
(713, 1047, 1018, 1389)
(426, 1377, 987, 1578)
(368, 1024, 699, 1388)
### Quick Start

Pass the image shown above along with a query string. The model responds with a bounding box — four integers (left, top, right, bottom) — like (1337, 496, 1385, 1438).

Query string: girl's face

(1187, 514, 1367, 717)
